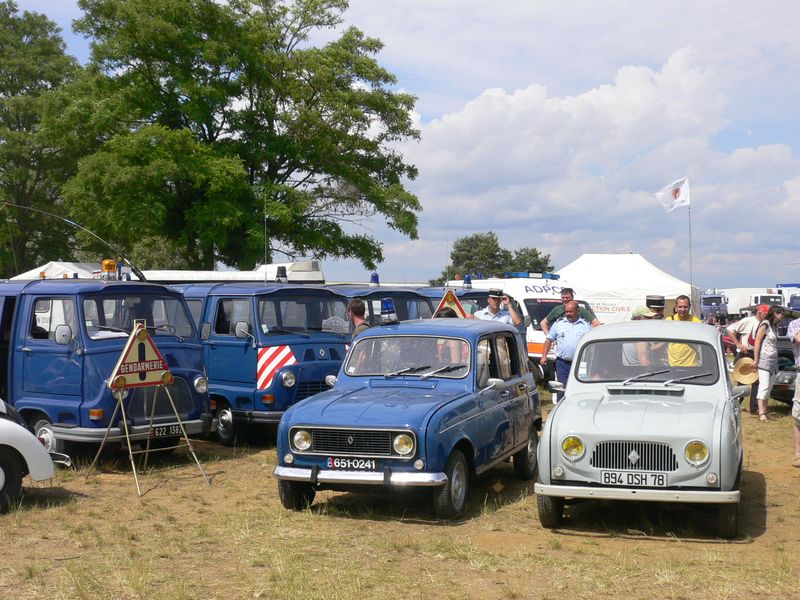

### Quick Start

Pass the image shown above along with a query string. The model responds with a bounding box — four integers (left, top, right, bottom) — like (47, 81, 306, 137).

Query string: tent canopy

(11, 261, 100, 280)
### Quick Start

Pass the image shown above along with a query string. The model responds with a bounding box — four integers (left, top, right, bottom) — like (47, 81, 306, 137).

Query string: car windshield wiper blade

(420, 364, 467, 379)
(621, 369, 669, 386)
(663, 372, 713, 385)
(95, 325, 129, 334)
(384, 365, 431, 379)
(266, 326, 309, 338)
(145, 324, 183, 340)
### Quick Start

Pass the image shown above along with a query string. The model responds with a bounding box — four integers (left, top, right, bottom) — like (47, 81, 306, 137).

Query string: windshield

(760, 295, 783, 305)
(83, 293, 195, 340)
(575, 338, 719, 385)
(344, 335, 470, 378)
(258, 293, 348, 334)
(365, 296, 433, 324)
(702, 296, 724, 306)
(524, 299, 591, 330)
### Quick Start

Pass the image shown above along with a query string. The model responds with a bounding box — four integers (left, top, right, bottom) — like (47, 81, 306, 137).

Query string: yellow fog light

(561, 436, 585, 462)
(392, 433, 414, 456)
(684, 440, 709, 466)
(292, 429, 312, 451)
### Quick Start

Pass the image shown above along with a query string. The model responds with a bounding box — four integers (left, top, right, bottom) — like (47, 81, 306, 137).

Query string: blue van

(325, 284, 434, 323)
(175, 283, 350, 444)
(0, 278, 212, 453)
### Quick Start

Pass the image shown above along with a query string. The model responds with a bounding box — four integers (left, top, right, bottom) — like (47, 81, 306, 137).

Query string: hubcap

(218, 408, 233, 435)
(0, 465, 5, 489)
(451, 462, 466, 507)
(36, 424, 56, 453)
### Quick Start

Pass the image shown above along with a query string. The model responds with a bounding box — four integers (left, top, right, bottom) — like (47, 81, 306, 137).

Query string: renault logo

(347, 435, 354, 445)
(628, 449, 640, 465)
(319, 348, 326, 358)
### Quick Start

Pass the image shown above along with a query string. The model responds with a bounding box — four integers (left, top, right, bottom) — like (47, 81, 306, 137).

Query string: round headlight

(281, 371, 297, 388)
(292, 429, 311, 451)
(684, 440, 709, 465)
(392, 433, 414, 456)
(194, 376, 208, 394)
(561, 436, 585, 461)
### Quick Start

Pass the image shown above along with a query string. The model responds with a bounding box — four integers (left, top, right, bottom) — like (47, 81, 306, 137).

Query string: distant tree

(0, 1, 80, 277)
(431, 232, 553, 285)
(56, 0, 420, 270)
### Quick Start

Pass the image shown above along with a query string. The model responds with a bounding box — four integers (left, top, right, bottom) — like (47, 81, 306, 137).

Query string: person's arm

(540, 317, 551, 334)
(540, 338, 552, 365)
(503, 296, 522, 327)
(725, 325, 744, 353)
(590, 317, 600, 328)
(636, 342, 651, 366)
(753, 323, 766, 365)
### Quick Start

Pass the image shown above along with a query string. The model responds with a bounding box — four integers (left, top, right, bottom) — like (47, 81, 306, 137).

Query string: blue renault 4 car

(274, 318, 541, 518)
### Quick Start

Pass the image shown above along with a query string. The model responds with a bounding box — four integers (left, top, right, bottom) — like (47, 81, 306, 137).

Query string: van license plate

(601, 471, 667, 487)
(150, 425, 182, 438)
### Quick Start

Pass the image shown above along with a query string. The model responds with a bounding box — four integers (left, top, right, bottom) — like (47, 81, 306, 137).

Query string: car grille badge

(628, 449, 640, 465)
(347, 435, 354, 446)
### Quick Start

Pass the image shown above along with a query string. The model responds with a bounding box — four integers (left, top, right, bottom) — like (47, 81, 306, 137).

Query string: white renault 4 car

(535, 321, 745, 538)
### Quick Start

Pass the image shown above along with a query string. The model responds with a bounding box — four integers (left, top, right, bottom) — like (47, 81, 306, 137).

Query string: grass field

(2, 395, 799, 599)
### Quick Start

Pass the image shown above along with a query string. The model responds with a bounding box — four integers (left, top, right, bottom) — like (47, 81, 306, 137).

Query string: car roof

(356, 317, 518, 338)
(416, 286, 491, 299)
(579, 320, 722, 345)
(0, 279, 176, 296)
(171, 282, 347, 300)
(326, 284, 431, 300)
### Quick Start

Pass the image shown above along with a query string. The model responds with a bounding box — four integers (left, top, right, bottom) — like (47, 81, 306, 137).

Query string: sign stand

(85, 323, 211, 496)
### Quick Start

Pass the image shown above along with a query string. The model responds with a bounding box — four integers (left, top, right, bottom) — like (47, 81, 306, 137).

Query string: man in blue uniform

(474, 289, 522, 327)
(540, 301, 591, 402)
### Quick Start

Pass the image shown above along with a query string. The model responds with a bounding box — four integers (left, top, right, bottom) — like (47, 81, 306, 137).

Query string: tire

(215, 401, 237, 446)
(31, 415, 66, 454)
(717, 503, 739, 539)
(0, 448, 24, 513)
(536, 491, 564, 528)
(513, 427, 539, 480)
(433, 449, 469, 519)
(277, 479, 316, 510)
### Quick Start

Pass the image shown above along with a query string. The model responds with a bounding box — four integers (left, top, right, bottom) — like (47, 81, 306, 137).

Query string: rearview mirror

(325, 374, 337, 388)
(548, 380, 565, 393)
(54, 324, 72, 345)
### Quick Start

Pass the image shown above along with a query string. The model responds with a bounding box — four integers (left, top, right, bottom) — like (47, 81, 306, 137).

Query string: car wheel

(717, 503, 739, 539)
(277, 479, 316, 510)
(513, 427, 539, 480)
(0, 448, 24, 513)
(31, 415, 66, 454)
(433, 449, 469, 519)
(536, 491, 564, 528)
(215, 401, 237, 446)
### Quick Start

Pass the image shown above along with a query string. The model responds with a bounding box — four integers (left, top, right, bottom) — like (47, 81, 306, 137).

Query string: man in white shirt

(726, 305, 768, 415)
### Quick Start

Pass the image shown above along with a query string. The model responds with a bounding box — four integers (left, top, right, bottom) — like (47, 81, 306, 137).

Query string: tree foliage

(432, 232, 553, 285)
(0, 1, 79, 277)
(56, 0, 420, 269)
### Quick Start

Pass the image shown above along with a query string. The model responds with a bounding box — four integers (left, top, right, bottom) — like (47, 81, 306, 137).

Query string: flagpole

(687, 203, 694, 298)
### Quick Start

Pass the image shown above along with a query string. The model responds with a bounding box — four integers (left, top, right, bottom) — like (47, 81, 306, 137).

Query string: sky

(16, 0, 800, 289)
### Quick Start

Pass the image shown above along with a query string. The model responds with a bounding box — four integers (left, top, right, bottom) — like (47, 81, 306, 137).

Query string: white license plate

(601, 471, 667, 487)
(150, 424, 182, 438)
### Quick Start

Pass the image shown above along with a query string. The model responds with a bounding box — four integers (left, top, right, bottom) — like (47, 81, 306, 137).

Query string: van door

(18, 296, 83, 404)
(205, 297, 256, 405)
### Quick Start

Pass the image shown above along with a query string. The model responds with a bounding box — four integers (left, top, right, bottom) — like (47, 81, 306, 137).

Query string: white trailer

(721, 287, 784, 317)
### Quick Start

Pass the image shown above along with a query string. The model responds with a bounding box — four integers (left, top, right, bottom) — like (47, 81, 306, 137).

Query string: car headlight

(684, 440, 709, 466)
(193, 376, 208, 394)
(561, 435, 585, 461)
(281, 371, 297, 388)
(392, 433, 414, 456)
(292, 429, 312, 451)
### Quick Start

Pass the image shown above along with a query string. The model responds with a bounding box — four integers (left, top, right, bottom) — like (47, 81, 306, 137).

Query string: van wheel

(215, 401, 237, 446)
(0, 448, 23, 513)
(433, 450, 469, 519)
(31, 416, 66, 454)
(277, 479, 316, 510)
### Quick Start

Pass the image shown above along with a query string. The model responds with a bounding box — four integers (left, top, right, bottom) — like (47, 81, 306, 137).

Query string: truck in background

(700, 289, 729, 322)
(777, 284, 800, 311)
(721, 287, 784, 318)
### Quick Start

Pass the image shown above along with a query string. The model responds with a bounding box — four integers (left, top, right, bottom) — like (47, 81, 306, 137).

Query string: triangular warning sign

(435, 289, 468, 318)
(108, 324, 172, 389)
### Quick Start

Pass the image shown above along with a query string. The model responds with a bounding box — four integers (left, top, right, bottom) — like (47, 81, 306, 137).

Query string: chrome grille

(296, 381, 327, 400)
(126, 378, 195, 421)
(590, 441, 678, 472)
(311, 429, 393, 455)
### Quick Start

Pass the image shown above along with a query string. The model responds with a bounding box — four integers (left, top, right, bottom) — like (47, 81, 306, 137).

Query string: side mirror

(54, 324, 72, 345)
(200, 322, 211, 340)
(481, 377, 504, 392)
(548, 380, 565, 393)
(731, 385, 749, 403)
(234, 321, 250, 338)
(325, 374, 337, 388)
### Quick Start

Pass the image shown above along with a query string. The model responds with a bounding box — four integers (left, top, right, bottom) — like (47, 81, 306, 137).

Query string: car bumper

(274, 465, 447, 487)
(53, 415, 212, 443)
(534, 483, 740, 504)
(232, 408, 283, 425)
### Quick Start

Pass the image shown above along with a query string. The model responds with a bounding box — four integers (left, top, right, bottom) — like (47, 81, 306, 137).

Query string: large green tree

(432, 232, 553, 285)
(0, 1, 80, 277)
(58, 0, 420, 270)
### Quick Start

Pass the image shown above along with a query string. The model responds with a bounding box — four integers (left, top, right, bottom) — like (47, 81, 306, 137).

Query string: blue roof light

(463, 274, 472, 289)
(380, 297, 397, 323)
(369, 272, 380, 287)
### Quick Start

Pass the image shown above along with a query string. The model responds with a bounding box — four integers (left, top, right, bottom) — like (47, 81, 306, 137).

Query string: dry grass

(1, 396, 799, 599)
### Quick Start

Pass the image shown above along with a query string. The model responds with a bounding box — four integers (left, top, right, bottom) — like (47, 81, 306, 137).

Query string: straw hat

(732, 357, 758, 385)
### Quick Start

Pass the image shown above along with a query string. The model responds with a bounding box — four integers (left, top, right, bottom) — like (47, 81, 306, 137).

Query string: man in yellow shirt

(666, 295, 702, 366)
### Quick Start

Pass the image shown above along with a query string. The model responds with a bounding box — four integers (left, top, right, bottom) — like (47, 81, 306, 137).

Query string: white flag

(654, 176, 690, 212)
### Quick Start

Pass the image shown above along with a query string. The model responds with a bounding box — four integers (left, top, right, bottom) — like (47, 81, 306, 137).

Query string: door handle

(500, 390, 510, 398)
(21, 347, 32, 353)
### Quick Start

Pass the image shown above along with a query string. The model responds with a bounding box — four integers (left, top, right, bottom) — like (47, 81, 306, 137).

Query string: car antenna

(1, 201, 147, 281)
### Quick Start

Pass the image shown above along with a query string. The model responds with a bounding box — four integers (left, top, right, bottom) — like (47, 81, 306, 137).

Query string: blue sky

(16, 0, 800, 288)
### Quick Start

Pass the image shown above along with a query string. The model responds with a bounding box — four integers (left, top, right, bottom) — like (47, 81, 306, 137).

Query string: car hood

(555, 387, 720, 439)
(286, 384, 465, 428)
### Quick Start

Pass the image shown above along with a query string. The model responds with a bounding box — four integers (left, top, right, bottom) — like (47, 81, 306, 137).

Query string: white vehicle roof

(578, 320, 721, 345)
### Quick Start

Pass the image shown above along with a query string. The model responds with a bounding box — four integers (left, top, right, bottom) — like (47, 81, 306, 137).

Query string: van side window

(214, 299, 252, 336)
(31, 298, 76, 340)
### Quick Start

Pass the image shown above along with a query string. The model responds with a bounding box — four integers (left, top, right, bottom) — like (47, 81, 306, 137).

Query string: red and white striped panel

(257, 345, 297, 390)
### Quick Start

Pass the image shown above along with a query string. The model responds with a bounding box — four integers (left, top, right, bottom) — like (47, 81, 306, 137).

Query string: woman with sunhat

(753, 306, 786, 421)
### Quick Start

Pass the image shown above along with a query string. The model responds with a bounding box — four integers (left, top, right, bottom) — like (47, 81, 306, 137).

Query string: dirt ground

(1, 398, 799, 600)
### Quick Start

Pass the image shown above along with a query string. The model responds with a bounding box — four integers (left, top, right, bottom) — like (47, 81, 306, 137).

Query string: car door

(476, 335, 515, 465)
(494, 332, 531, 448)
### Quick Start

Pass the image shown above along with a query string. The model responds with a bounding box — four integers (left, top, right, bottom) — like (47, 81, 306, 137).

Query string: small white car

(0, 399, 70, 512)
(535, 321, 745, 538)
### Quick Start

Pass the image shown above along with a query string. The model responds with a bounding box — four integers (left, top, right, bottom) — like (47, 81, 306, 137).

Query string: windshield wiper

(266, 326, 309, 339)
(420, 364, 467, 379)
(95, 325, 129, 334)
(621, 369, 669, 386)
(145, 324, 183, 341)
(384, 365, 431, 379)
(664, 372, 713, 385)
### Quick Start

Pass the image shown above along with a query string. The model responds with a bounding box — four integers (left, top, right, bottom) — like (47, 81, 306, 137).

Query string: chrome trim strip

(534, 483, 740, 504)
(52, 420, 207, 442)
(274, 465, 446, 486)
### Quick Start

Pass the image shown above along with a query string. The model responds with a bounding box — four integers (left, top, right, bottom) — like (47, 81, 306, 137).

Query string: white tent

(11, 261, 100, 280)
(556, 253, 700, 323)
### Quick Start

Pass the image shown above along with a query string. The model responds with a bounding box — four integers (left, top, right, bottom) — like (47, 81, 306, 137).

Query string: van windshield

(524, 299, 591, 330)
(258, 293, 349, 334)
(83, 294, 196, 339)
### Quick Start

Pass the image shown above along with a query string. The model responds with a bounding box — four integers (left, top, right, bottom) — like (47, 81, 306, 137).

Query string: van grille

(590, 441, 678, 472)
(296, 381, 327, 400)
(126, 379, 195, 422)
